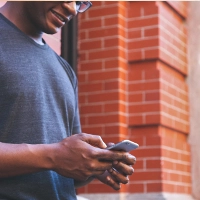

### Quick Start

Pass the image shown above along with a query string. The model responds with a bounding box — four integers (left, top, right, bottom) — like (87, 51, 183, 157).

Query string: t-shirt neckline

(0, 13, 49, 50)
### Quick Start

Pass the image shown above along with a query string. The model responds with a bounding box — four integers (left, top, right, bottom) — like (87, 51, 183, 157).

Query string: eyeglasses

(76, 1, 92, 13)
(66, 1, 92, 13)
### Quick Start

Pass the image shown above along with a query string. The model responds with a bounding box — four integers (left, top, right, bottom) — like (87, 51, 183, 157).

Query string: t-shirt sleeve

(72, 80, 82, 134)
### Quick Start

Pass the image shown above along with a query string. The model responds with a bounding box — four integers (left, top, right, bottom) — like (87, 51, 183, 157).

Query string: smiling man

(0, 2, 136, 200)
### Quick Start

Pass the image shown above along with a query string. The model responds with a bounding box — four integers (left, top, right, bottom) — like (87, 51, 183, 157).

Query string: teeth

(52, 11, 65, 22)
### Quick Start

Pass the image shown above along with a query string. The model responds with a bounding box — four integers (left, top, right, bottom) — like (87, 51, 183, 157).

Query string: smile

(51, 10, 65, 23)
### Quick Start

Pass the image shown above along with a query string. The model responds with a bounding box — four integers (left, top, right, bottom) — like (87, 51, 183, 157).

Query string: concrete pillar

(187, 1, 200, 199)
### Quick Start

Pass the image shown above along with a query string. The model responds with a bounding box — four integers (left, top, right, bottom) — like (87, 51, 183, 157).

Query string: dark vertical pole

(61, 17, 78, 74)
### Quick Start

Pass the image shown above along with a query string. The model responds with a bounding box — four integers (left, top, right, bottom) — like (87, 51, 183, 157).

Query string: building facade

(0, 1, 200, 200)
(77, 1, 192, 200)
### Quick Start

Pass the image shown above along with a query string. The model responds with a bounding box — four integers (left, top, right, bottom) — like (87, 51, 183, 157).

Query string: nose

(61, 2, 77, 20)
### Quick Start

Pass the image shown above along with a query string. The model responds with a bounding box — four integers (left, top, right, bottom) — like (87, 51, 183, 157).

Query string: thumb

(81, 133, 107, 149)
(106, 142, 115, 148)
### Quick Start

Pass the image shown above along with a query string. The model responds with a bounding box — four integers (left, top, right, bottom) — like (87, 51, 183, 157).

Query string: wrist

(26, 143, 55, 171)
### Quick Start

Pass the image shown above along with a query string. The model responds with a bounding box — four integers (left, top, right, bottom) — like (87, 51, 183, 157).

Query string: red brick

(128, 50, 143, 61)
(79, 82, 103, 93)
(104, 102, 126, 113)
(88, 48, 119, 60)
(80, 104, 103, 115)
(80, 40, 101, 51)
(104, 37, 125, 48)
(128, 16, 159, 29)
(88, 70, 119, 82)
(162, 160, 175, 170)
(133, 160, 144, 170)
(145, 91, 160, 101)
(104, 59, 119, 69)
(82, 126, 104, 136)
(128, 130, 144, 141)
(146, 159, 162, 169)
(145, 113, 161, 124)
(87, 92, 119, 103)
(147, 182, 162, 192)
(79, 18, 102, 30)
(128, 69, 143, 81)
(104, 125, 128, 136)
(132, 171, 162, 181)
(88, 27, 119, 39)
(163, 183, 175, 192)
(144, 27, 159, 37)
(129, 115, 143, 126)
(129, 81, 160, 92)
(145, 135, 161, 146)
(134, 148, 161, 158)
(89, 6, 119, 18)
(128, 183, 144, 193)
(145, 48, 159, 59)
(129, 93, 143, 102)
(128, 38, 159, 50)
(129, 103, 160, 113)
(128, 29, 142, 40)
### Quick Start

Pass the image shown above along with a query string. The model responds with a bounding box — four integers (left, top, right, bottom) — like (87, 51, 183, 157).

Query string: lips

(51, 10, 67, 23)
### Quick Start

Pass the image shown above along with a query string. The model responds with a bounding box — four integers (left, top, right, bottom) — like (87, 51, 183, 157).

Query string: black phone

(106, 140, 139, 152)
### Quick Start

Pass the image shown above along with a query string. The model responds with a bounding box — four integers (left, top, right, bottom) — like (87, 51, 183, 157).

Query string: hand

(96, 142, 136, 190)
(96, 159, 136, 190)
(48, 133, 136, 181)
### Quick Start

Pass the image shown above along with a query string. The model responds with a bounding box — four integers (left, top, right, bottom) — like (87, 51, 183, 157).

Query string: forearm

(0, 142, 52, 178)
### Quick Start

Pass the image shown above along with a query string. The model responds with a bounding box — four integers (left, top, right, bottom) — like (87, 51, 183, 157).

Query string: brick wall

(77, 1, 191, 197)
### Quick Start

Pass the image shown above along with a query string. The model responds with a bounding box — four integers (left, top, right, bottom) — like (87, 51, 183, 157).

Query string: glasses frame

(66, 1, 92, 13)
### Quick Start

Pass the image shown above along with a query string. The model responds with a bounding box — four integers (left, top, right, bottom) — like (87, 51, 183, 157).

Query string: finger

(95, 171, 121, 190)
(93, 160, 113, 171)
(105, 175, 121, 190)
(112, 161, 134, 176)
(79, 133, 107, 149)
(106, 142, 115, 148)
(97, 149, 136, 165)
(108, 168, 129, 184)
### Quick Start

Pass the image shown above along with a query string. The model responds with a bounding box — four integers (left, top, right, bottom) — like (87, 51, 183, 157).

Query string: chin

(43, 26, 61, 35)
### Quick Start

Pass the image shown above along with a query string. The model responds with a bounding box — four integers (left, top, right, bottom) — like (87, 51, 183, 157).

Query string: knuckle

(122, 178, 129, 184)
(88, 162, 96, 170)
(97, 135, 101, 139)
(128, 167, 134, 175)
(78, 133, 85, 140)
(91, 149, 99, 158)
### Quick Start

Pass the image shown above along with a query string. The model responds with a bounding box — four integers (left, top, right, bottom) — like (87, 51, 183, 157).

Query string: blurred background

(1, 1, 200, 200)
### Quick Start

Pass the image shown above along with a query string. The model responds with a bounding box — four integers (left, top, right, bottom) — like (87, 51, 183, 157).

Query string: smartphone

(106, 140, 139, 152)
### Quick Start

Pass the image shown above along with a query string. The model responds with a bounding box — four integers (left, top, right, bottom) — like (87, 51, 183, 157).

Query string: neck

(0, 2, 44, 45)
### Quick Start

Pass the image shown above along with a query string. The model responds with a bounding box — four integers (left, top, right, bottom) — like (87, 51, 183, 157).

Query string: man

(0, 2, 136, 200)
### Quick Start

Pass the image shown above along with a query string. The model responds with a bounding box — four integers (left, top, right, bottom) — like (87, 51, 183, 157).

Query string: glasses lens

(76, 1, 92, 13)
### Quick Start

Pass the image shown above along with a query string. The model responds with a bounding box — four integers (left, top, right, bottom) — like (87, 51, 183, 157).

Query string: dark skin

(0, 2, 136, 190)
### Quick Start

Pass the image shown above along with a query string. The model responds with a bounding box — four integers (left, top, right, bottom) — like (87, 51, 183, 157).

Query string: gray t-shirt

(0, 13, 81, 200)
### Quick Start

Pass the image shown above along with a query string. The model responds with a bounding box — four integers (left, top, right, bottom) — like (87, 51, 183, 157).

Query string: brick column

(77, 1, 193, 200)
(127, 1, 191, 197)
(77, 1, 129, 195)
